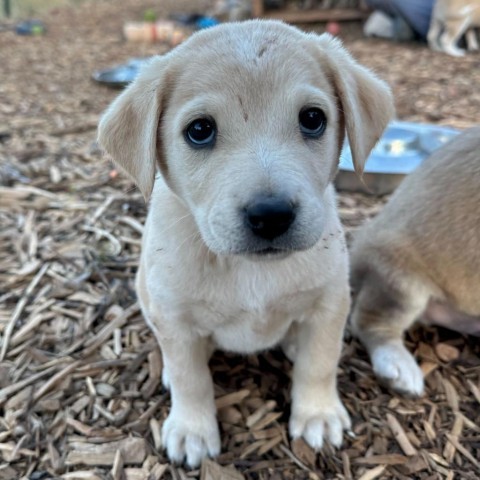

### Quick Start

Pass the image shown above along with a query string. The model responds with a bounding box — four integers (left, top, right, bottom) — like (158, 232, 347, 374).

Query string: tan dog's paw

(371, 342, 424, 397)
(443, 45, 466, 57)
(289, 399, 351, 450)
(162, 409, 220, 468)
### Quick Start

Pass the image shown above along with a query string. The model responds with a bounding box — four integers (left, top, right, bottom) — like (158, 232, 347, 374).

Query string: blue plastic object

(15, 19, 45, 35)
(196, 16, 219, 29)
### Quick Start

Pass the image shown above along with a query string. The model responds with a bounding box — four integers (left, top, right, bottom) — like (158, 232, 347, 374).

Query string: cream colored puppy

(98, 20, 393, 467)
(428, 0, 480, 56)
(350, 127, 480, 397)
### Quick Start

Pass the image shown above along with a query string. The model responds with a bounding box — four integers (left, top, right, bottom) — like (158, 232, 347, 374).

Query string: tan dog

(350, 127, 480, 397)
(98, 20, 393, 467)
(428, 0, 480, 56)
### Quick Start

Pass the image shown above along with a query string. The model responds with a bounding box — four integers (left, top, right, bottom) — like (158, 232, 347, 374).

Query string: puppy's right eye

(185, 118, 216, 147)
(299, 107, 327, 138)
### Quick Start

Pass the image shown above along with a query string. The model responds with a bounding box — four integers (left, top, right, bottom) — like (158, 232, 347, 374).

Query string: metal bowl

(335, 121, 459, 195)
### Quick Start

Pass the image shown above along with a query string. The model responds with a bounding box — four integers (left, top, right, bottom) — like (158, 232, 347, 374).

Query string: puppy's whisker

(192, 233, 207, 261)
(157, 213, 193, 237)
(171, 230, 202, 257)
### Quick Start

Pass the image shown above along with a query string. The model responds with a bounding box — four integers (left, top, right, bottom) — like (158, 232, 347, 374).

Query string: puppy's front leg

(289, 295, 351, 450)
(160, 334, 220, 467)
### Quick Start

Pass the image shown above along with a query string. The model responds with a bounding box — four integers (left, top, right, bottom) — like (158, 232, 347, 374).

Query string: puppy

(350, 127, 480, 397)
(98, 20, 393, 467)
(428, 0, 480, 56)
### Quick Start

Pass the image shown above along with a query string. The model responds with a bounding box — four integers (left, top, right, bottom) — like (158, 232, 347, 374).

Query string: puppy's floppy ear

(97, 56, 168, 201)
(315, 34, 395, 175)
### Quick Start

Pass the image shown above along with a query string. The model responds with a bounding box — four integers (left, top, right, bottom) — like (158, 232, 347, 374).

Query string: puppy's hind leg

(350, 271, 429, 397)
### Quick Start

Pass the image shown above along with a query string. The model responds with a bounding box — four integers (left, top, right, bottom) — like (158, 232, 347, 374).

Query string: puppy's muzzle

(245, 195, 296, 240)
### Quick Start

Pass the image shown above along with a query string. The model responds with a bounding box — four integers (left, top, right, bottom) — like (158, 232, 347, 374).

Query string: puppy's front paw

(162, 409, 221, 468)
(289, 398, 351, 450)
(371, 342, 424, 396)
(161, 367, 170, 390)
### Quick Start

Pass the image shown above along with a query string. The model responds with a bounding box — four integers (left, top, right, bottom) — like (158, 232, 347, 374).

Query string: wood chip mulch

(1, 1, 479, 478)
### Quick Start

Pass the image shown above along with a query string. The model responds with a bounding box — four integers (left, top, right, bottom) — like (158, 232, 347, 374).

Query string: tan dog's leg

(466, 28, 479, 50)
(424, 299, 480, 336)
(440, 18, 470, 56)
(289, 290, 351, 449)
(350, 273, 428, 396)
(427, 18, 443, 51)
(158, 333, 220, 467)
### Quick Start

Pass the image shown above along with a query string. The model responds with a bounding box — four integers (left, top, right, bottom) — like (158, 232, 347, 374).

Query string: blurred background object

(251, 0, 367, 22)
(428, 0, 480, 56)
(336, 121, 459, 194)
(15, 18, 46, 34)
(210, 0, 253, 21)
(1, 0, 87, 18)
(123, 20, 188, 43)
(363, 0, 434, 41)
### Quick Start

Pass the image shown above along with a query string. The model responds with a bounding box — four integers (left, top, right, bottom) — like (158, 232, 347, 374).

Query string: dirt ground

(1, 0, 479, 479)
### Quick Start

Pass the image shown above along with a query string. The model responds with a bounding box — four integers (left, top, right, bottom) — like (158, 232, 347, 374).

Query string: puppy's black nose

(245, 196, 296, 240)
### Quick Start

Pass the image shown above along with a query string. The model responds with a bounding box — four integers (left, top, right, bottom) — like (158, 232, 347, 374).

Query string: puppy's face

(162, 33, 340, 257)
(98, 21, 394, 257)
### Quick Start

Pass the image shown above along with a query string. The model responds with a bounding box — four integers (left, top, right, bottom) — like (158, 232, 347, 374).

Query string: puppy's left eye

(185, 118, 216, 147)
(299, 107, 327, 138)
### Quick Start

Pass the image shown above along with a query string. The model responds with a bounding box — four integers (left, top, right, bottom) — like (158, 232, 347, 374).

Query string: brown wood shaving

(386, 414, 417, 456)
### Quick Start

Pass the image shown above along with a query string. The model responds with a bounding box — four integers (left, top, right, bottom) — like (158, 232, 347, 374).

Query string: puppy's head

(98, 21, 394, 258)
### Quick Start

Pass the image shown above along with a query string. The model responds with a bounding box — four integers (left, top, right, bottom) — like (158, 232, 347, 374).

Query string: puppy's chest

(186, 280, 321, 353)
(148, 241, 339, 353)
